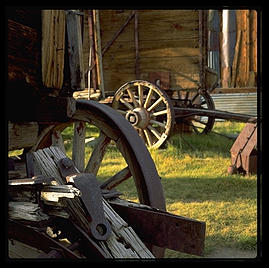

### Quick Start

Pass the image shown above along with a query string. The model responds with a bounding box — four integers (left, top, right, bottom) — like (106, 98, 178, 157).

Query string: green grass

(150, 121, 257, 258)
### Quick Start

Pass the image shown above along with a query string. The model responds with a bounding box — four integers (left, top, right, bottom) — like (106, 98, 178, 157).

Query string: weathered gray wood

(9, 202, 50, 222)
(93, 10, 105, 98)
(8, 239, 45, 258)
(51, 130, 66, 154)
(84, 131, 110, 175)
(9, 122, 39, 151)
(41, 185, 81, 202)
(66, 10, 87, 172)
(100, 166, 131, 190)
(32, 146, 154, 258)
(66, 10, 85, 90)
(72, 121, 86, 172)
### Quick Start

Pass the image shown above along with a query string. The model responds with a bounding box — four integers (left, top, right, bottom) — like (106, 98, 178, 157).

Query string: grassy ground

(75, 121, 257, 258)
(9, 121, 258, 258)
(150, 122, 257, 258)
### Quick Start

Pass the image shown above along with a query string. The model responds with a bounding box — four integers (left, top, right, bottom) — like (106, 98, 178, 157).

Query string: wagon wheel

(175, 89, 215, 134)
(112, 80, 175, 149)
(33, 99, 166, 257)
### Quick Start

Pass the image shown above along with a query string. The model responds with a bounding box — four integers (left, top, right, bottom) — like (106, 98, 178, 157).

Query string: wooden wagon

(7, 8, 208, 259)
(7, 8, 259, 258)
(74, 10, 258, 149)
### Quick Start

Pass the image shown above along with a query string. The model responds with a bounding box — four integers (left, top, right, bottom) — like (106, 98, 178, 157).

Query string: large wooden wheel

(112, 80, 175, 149)
(32, 99, 166, 257)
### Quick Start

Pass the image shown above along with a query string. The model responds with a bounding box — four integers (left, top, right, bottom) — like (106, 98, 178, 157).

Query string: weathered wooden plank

(101, 27, 198, 43)
(93, 10, 105, 98)
(66, 10, 85, 90)
(84, 131, 110, 175)
(32, 146, 155, 258)
(9, 201, 50, 222)
(8, 239, 45, 258)
(41, 10, 66, 89)
(9, 122, 39, 151)
(102, 71, 199, 93)
(103, 56, 199, 74)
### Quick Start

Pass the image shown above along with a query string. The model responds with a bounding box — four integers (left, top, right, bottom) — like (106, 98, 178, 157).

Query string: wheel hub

(125, 108, 150, 129)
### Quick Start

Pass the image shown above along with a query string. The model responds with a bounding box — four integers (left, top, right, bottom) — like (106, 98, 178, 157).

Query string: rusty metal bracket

(57, 158, 112, 241)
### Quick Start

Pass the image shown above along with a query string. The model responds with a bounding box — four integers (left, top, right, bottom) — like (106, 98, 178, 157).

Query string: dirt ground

(206, 247, 257, 258)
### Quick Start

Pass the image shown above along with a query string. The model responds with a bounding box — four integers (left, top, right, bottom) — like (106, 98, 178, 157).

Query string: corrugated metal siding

(211, 92, 257, 117)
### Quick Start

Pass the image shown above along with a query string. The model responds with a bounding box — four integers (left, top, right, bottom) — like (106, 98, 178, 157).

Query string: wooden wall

(83, 10, 200, 92)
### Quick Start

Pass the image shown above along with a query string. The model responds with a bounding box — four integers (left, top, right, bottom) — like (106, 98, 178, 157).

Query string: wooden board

(41, 10, 66, 89)
(9, 122, 39, 151)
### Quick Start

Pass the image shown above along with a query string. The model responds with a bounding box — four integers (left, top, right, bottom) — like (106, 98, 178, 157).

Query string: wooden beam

(9, 122, 39, 151)
(93, 10, 105, 98)
(199, 10, 208, 89)
(134, 10, 140, 79)
(66, 10, 85, 91)
(41, 10, 66, 89)
(87, 10, 97, 90)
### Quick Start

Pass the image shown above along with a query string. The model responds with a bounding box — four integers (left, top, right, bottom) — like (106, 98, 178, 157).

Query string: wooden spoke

(147, 97, 163, 112)
(147, 125, 162, 140)
(119, 98, 134, 110)
(184, 91, 189, 103)
(152, 109, 168, 116)
(177, 89, 215, 134)
(143, 87, 153, 109)
(84, 131, 110, 175)
(143, 128, 153, 147)
(51, 129, 66, 154)
(149, 119, 166, 129)
(127, 88, 139, 108)
(72, 121, 86, 172)
(137, 84, 144, 106)
(190, 92, 199, 103)
(100, 166, 131, 190)
(192, 118, 208, 125)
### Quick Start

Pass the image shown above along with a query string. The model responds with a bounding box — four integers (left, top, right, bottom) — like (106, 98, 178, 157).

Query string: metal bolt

(61, 158, 73, 169)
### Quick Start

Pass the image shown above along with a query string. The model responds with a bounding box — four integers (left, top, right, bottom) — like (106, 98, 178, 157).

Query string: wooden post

(66, 10, 86, 172)
(199, 10, 208, 89)
(88, 10, 97, 91)
(66, 10, 85, 91)
(134, 10, 140, 79)
(93, 10, 105, 98)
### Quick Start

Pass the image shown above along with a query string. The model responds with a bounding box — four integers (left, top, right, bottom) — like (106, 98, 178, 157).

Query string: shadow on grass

(161, 175, 257, 204)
